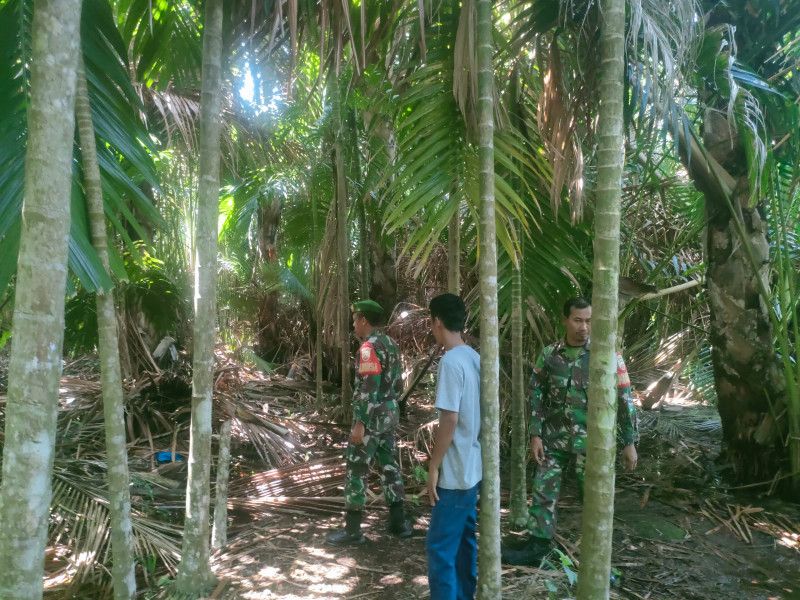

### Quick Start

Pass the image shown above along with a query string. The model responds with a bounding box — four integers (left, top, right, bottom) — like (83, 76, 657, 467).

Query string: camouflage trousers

(344, 429, 405, 511)
(526, 449, 585, 540)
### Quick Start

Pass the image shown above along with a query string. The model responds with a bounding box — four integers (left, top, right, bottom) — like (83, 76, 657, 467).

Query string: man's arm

(615, 352, 639, 471)
(427, 409, 458, 506)
(350, 341, 383, 444)
(528, 351, 548, 463)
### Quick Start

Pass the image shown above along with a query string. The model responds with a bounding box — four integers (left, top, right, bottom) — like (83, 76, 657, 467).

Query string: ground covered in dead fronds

(202, 380, 800, 600)
(2, 352, 798, 600)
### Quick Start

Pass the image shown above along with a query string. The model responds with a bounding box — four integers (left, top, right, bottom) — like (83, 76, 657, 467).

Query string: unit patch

(616, 353, 630, 388)
(358, 342, 382, 375)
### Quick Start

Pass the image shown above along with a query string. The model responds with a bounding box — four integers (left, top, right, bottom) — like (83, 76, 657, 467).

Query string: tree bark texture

(679, 114, 789, 485)
(211, 420, 233, 550)
(448, 209, 461, 294)
(176, 0, 223, 592)
(475, 0, 501, 598)
(75, 61, 136, 600)
(576, 0, 625, 597)
(705, 179, 787, 482)
(509, 245, 527, 527)
(0, 1, 82, 598)
(331, 73, 351, 410)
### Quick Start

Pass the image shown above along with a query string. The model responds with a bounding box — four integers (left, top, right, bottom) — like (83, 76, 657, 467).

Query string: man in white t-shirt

(426, 293, 482, 600)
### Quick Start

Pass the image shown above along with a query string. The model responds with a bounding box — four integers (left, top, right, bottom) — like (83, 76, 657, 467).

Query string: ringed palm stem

(75, 59, 136, 600)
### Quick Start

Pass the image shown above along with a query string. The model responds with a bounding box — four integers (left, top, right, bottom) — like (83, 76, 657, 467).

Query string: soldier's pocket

(369, 404, 398, 432)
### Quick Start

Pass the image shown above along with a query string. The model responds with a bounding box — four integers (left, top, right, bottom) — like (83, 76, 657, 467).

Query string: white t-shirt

(434, 345, 482, 490)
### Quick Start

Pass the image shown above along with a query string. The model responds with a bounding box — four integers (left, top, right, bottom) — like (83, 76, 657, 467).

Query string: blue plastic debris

(156, 451, 184, 463)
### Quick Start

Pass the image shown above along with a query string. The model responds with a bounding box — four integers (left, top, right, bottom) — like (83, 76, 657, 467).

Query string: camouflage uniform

(527, 340, 638, 539)
(344, 330, 406, 511)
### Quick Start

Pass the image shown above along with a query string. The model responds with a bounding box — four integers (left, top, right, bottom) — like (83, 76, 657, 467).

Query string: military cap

(351, 300, 384, 314)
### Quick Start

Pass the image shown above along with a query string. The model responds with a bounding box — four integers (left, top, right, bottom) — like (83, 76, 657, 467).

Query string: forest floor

(5, 352, 797, 600)
(204, 390, 800, 600)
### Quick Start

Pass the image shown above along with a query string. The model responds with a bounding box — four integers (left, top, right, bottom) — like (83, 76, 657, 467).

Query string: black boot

(501, 536, 552, 566)
(386, 501, 413, 538)
(326, 510, 366, 545)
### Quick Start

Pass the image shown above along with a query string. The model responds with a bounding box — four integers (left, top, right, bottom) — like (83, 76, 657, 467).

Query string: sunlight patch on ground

(778, 532, 798, 550)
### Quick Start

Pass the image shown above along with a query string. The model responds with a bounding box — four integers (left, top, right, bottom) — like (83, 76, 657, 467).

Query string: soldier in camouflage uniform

(502, 297, 639, 565)
(326, 300, 413, 545)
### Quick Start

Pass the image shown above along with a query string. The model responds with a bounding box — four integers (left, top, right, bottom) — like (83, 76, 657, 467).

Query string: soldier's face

(353, 313, 367, 339)
(563, 306, 591, 346)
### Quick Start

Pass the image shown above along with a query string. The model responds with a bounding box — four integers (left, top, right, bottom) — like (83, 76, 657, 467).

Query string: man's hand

(427, 465, 440, 506)
(622, 444, 638, 472)
(350, 421, 365, 445)
(530, 436, 545, 465)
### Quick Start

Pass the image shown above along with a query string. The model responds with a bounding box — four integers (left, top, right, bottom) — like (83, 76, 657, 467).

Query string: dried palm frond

(536, 38, 586, 222)
(639, 405, 721, 440)
(45, 462, 182, 598)
(216, 391, 305, 467)
(628, 0, 700, 115)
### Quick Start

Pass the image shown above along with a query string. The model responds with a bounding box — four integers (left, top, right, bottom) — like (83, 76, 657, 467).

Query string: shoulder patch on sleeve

(359, 342, 382, 375)
(616, 352, 630, 388)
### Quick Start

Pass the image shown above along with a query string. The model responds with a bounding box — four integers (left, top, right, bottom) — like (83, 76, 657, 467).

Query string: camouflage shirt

(529, 339, 638, 453)
(353, 330, 403, 434)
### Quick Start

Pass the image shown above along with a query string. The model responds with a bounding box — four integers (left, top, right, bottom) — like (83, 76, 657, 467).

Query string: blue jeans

(426, 482, 480, 600)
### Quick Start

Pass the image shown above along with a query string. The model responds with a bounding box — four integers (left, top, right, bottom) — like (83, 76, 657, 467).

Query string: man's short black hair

(430, 293, 467, 332)
(563, 296, 591, 318)
(355, 310, 384, 327)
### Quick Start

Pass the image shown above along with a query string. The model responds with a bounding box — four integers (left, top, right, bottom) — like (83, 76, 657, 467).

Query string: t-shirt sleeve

(435, 358, 464, 412)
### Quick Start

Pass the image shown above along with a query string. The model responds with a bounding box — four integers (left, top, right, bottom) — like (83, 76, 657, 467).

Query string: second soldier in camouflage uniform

(502, 297, 638, 565)
(326, 300, 413, 545)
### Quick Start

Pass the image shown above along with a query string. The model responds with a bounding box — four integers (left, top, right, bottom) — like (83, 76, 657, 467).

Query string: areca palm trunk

(448, 209, 460, 293)
(576, 0, 625, 596)
(509, 245, 527, 527)
(331, 73, 351, 409)
(0, 1, 82, 598)
(475, 0, 501, 597)
(75, 61, 136, 600)
(176, 0, 224, 592)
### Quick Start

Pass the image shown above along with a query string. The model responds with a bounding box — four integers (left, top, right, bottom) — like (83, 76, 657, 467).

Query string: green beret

(351, 300, 384, 314)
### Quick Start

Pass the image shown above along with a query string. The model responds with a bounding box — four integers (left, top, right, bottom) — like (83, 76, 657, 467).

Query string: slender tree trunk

(476, 0, 501, 597)
(0, 2, 82, 598)
(331, 72, 351, 410)
(576, 0, 625, 596)
(359, 200, 370, 298)
(75, 61, 136, 600)
(509, 243, 527, 527)
(211, 420, 232, 550)
(176, 0, 223, 592)
(315, 260, 325, 407)
(448, 209, 461, 294)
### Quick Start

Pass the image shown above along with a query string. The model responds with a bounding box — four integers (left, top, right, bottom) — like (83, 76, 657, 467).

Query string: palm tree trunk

(176, 0, 223, 592)
(576, 0, 625, 596)
(509, 243, 527, 527)
(331, 73, 351, 410)
(211, 420, 233, 550)
(678, 113, 791, 488)
(476, 0, 501, 597)
(75, 61, 136, 600)
(448, 209, 460, 294)
(0, 1, 82, 598)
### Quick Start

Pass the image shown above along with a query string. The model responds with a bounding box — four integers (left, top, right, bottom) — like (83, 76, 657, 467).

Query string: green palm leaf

(0, 0, 162, 296)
